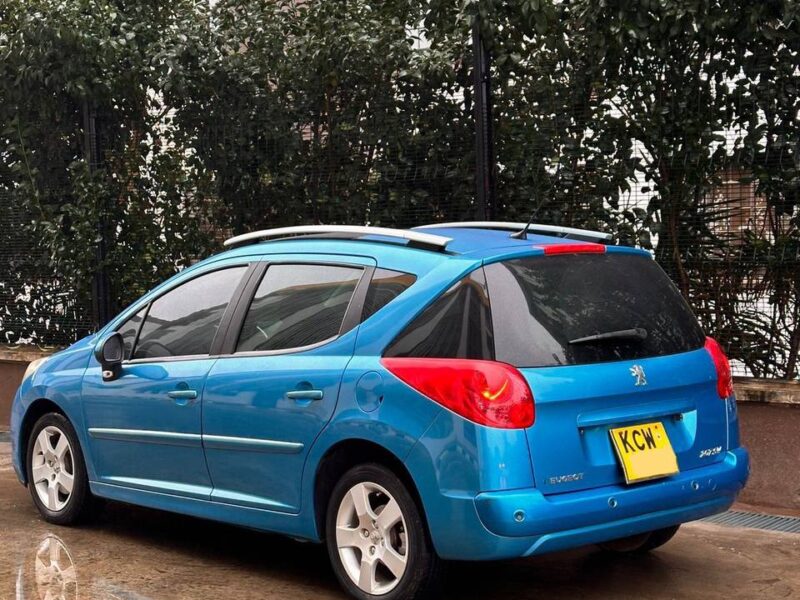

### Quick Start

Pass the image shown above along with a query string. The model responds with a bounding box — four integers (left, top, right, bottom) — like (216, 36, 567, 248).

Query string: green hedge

(0, 0, 798, 377)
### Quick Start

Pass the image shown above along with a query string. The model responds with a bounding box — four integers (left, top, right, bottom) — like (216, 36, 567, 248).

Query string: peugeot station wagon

(11, 222, 749, 599)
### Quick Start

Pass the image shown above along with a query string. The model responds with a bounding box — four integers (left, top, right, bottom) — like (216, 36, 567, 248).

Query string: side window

(384, 268, 494, 359)
(236, 264, 362, 353)
(361, 268, 416, 321)
(117, 307, 146, 360)
(133, 266, 247, 360)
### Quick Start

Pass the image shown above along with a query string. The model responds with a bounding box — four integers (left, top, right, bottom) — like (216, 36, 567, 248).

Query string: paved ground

(1, 441, 799, 600)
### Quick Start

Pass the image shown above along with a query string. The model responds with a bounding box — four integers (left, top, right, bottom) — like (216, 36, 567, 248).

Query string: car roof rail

(223, 225, 453, 252)
(416, 221, 613, 243)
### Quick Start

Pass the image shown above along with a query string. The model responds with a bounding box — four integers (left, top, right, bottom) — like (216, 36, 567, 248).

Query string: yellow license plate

(609, 422, 679, 484)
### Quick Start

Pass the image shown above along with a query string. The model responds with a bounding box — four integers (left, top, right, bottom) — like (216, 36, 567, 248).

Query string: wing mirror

(95, 332, 124, 381)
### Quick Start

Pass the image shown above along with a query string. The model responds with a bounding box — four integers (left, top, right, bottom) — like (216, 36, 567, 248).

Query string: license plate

(609, 422, 679, 484)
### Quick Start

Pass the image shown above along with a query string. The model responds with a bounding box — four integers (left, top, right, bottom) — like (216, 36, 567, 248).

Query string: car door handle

(286, 390, 324, 401)
(167, 390, 198, 400)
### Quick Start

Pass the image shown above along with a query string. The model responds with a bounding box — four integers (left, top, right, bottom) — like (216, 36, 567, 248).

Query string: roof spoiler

(416, 221, 613, 244)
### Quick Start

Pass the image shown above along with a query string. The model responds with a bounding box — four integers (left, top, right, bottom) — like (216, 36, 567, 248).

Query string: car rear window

(484, 253, 705, 367)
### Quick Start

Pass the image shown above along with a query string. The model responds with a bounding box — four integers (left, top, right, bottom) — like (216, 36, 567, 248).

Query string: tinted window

(133, 267, 247, 359)
(384, 268, 493, 359)
(237, 264, 362, 352)
(484, 254, 705, 367)
(361, 268, 416, 321)
(117, 308, 145, 360)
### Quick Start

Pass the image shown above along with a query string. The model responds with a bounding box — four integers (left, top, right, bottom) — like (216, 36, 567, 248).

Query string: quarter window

(236, 264, 362, 353)
(384, 268, 494, 359)
(361, 268, 416, 322)
(133, 266, 247, 360)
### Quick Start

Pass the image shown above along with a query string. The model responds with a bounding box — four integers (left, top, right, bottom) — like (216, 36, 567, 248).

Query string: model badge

(630, 364, 647, 386)
(548, 472, 585, 485)
(699, 446, 722, 458)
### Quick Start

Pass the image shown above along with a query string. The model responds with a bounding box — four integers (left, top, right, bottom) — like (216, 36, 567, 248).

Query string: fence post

(472, 18, 496, 220)
(83, 100, 112, 329)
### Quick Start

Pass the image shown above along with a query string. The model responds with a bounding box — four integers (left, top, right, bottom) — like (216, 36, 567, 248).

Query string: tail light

(704, 337, 733, 399)
(380, 358, 534, 429)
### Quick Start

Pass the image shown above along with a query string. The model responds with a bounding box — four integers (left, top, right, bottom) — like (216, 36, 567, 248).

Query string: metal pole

(472, 18, 496, 220)
(83, 100, 112, 329)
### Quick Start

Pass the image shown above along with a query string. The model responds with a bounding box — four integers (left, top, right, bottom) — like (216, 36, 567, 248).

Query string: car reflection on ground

(18, 534, 77, 600)
(16, 534, 155, 600)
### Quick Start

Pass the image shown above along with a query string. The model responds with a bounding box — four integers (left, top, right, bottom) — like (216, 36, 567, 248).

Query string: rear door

(202, 258, 372, 513)
(484, 251, 726, 495)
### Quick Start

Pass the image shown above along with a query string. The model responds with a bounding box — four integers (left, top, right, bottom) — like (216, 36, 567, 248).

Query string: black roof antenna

(511, 157, 562, 240)
(509, 207, 537, 240)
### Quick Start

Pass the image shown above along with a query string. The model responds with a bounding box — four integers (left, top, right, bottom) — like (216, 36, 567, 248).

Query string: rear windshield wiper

(569, 327, 648, 345)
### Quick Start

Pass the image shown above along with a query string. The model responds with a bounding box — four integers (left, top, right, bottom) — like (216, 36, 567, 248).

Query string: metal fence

(0, 1, 798, 379)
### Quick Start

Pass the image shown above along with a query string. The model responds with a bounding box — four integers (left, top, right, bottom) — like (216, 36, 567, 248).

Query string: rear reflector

(538, 243, 606, 255)
(704, 336, 733, 399)
(381, 358, 535, 429)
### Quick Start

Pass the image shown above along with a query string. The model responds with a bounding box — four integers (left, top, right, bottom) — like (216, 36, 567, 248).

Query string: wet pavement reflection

(2, 442, 799, 599)
(25, 535, 78, 600)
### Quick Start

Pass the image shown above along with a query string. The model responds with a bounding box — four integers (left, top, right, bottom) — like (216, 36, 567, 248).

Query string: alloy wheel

(31, 426, 75, 512)
(335, 481, 408, 595)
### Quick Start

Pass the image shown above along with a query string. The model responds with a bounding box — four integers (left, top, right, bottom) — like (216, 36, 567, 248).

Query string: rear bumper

(434, 447, 749, 560)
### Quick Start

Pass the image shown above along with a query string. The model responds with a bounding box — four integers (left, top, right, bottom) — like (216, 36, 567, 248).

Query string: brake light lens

(704, 336, 733, 399)
(381, 358, 534, 429)
(538, 243, 606, 255)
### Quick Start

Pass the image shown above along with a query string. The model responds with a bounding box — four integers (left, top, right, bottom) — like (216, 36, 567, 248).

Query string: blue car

(11, 222, 748, 599)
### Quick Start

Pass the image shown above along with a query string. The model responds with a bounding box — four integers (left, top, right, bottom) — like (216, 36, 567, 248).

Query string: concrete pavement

(1, 441, 798, 599)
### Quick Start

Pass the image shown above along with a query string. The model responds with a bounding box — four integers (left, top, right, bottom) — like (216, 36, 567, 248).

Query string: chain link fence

(0, 1, 798, 379)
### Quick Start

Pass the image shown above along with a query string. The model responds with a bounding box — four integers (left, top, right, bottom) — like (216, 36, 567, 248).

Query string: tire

(26, 412, 95, 525)
(325, 464, 442, 600)
(598, 524, 681, 554)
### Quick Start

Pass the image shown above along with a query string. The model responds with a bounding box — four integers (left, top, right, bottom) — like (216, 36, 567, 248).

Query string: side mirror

(95, 332, 124, 382)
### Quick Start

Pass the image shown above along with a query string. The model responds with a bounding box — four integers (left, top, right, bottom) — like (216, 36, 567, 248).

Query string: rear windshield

(484, 253, 705, 367)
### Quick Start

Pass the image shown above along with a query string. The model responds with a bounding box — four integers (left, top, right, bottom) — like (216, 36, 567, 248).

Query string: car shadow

(82, 500, 341, 594)
(67, 499, 681, 600)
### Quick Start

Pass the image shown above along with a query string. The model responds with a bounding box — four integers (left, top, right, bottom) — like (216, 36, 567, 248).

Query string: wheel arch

(17, 398, 68, 485)
(313, 438, 428, 541)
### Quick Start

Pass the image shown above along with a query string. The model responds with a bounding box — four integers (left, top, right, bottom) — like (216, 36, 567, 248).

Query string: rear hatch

(483, 250, 727, 495)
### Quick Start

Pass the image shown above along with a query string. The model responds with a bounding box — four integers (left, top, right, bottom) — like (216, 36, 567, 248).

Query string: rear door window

(484, 253, 705, 367)
(236, 264, 362, 352)
(384, 269, 493, 359)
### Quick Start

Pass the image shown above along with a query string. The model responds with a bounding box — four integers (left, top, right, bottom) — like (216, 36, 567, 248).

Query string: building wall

(734, 380, 800, 511)
(0, 362, 26, 426)
(737, 403, 800, 511)
(0, 348, 54, 430)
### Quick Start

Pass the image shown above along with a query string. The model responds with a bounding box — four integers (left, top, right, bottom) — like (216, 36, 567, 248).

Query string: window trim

(129, 304, 149, 360)
(120, 262, 256, 365)
(217, 260, 373, 358)
(340, 265, 375, 334)
(116, 305, 148, 362)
